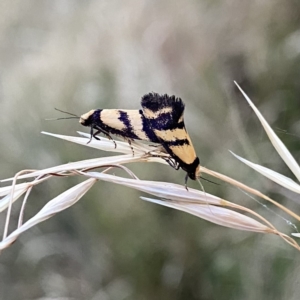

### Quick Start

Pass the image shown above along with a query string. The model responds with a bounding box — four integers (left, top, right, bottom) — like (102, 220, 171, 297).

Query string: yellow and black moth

(79, 93, 200, 185)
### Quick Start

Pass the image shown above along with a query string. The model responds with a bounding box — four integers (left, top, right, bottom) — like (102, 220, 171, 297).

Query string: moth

(79, 93, 200, 185)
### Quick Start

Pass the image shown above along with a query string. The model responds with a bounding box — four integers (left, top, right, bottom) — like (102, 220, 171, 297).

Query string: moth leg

(94, 126, 117, 148)
(88, 126, 99, 144)
(104, 133, 117, 149)
(127, 139, 134, 156)
(92, 129, 102, 140)
(184, 173, 189, 191)
(152, 155, 188, 190)
(173, 160, 180, 170)
(165, 157, 180, 170)
(158, 156, 180, 170)
(165, 157, 175, 168)
(106, 134, 117, 148)
(147, 153, 178, 170)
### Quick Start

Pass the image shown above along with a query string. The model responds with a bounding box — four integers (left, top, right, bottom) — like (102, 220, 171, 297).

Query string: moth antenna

(197, 177, 206, 193)
(46, 117, 79, 121)
(197, 178, 216, 220)
(54, 108, 79, 118)
(199, 176, 219, 185)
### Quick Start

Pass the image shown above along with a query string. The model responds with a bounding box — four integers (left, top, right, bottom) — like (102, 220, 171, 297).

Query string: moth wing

(141, 93, 197, 166)
(141, 93, 185, 125)
(122, 110, 151, 141)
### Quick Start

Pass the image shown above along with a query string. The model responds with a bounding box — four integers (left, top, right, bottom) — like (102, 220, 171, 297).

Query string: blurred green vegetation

(1, 1, 300, 299)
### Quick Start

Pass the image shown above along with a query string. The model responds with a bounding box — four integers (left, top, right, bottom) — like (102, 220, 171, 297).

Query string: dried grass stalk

(1, 85, 300, 252)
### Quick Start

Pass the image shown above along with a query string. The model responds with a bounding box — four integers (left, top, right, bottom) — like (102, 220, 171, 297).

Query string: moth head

(79, 110, 96, 126)
(188, 164, 201, 180)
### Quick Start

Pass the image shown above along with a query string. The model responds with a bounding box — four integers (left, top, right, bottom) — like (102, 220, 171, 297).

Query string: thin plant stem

(201, 167, 300, 222)
(3, 169, 37, 240)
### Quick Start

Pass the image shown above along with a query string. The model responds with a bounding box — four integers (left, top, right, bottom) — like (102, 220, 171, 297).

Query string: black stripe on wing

(163, 139, 190, 147)
(141, 93, 185, 124)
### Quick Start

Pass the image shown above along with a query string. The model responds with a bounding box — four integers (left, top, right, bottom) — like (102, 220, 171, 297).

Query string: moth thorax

(79, 110, 96, 126)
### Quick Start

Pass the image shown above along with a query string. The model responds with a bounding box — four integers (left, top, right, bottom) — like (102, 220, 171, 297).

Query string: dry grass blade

(76, 131, 162, 153)
(0, 189, 27, 212)
(1, 133, 170, 183)
(231, 151, 300, 194)
(82, 171, 225, 204)
(141, 197, 273, 233)
(42, 131, 166, 156)
(42, 131, 148, 154)
(0, 155, 154, 182)
(0, 178, 96, 251)
(80, 172, 277, 232)
(202, 166, 300, 222)
(234, 81, 300, 182)
(79, 171, 299, 249)
(1, 126, 299, 252)
(0, 175, 51, 213)
(141, 196, 298, 249)
(0, 183, 29, 197)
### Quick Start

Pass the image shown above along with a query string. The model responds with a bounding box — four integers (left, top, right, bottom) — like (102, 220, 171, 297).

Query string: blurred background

(0, 0, 300, 299)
